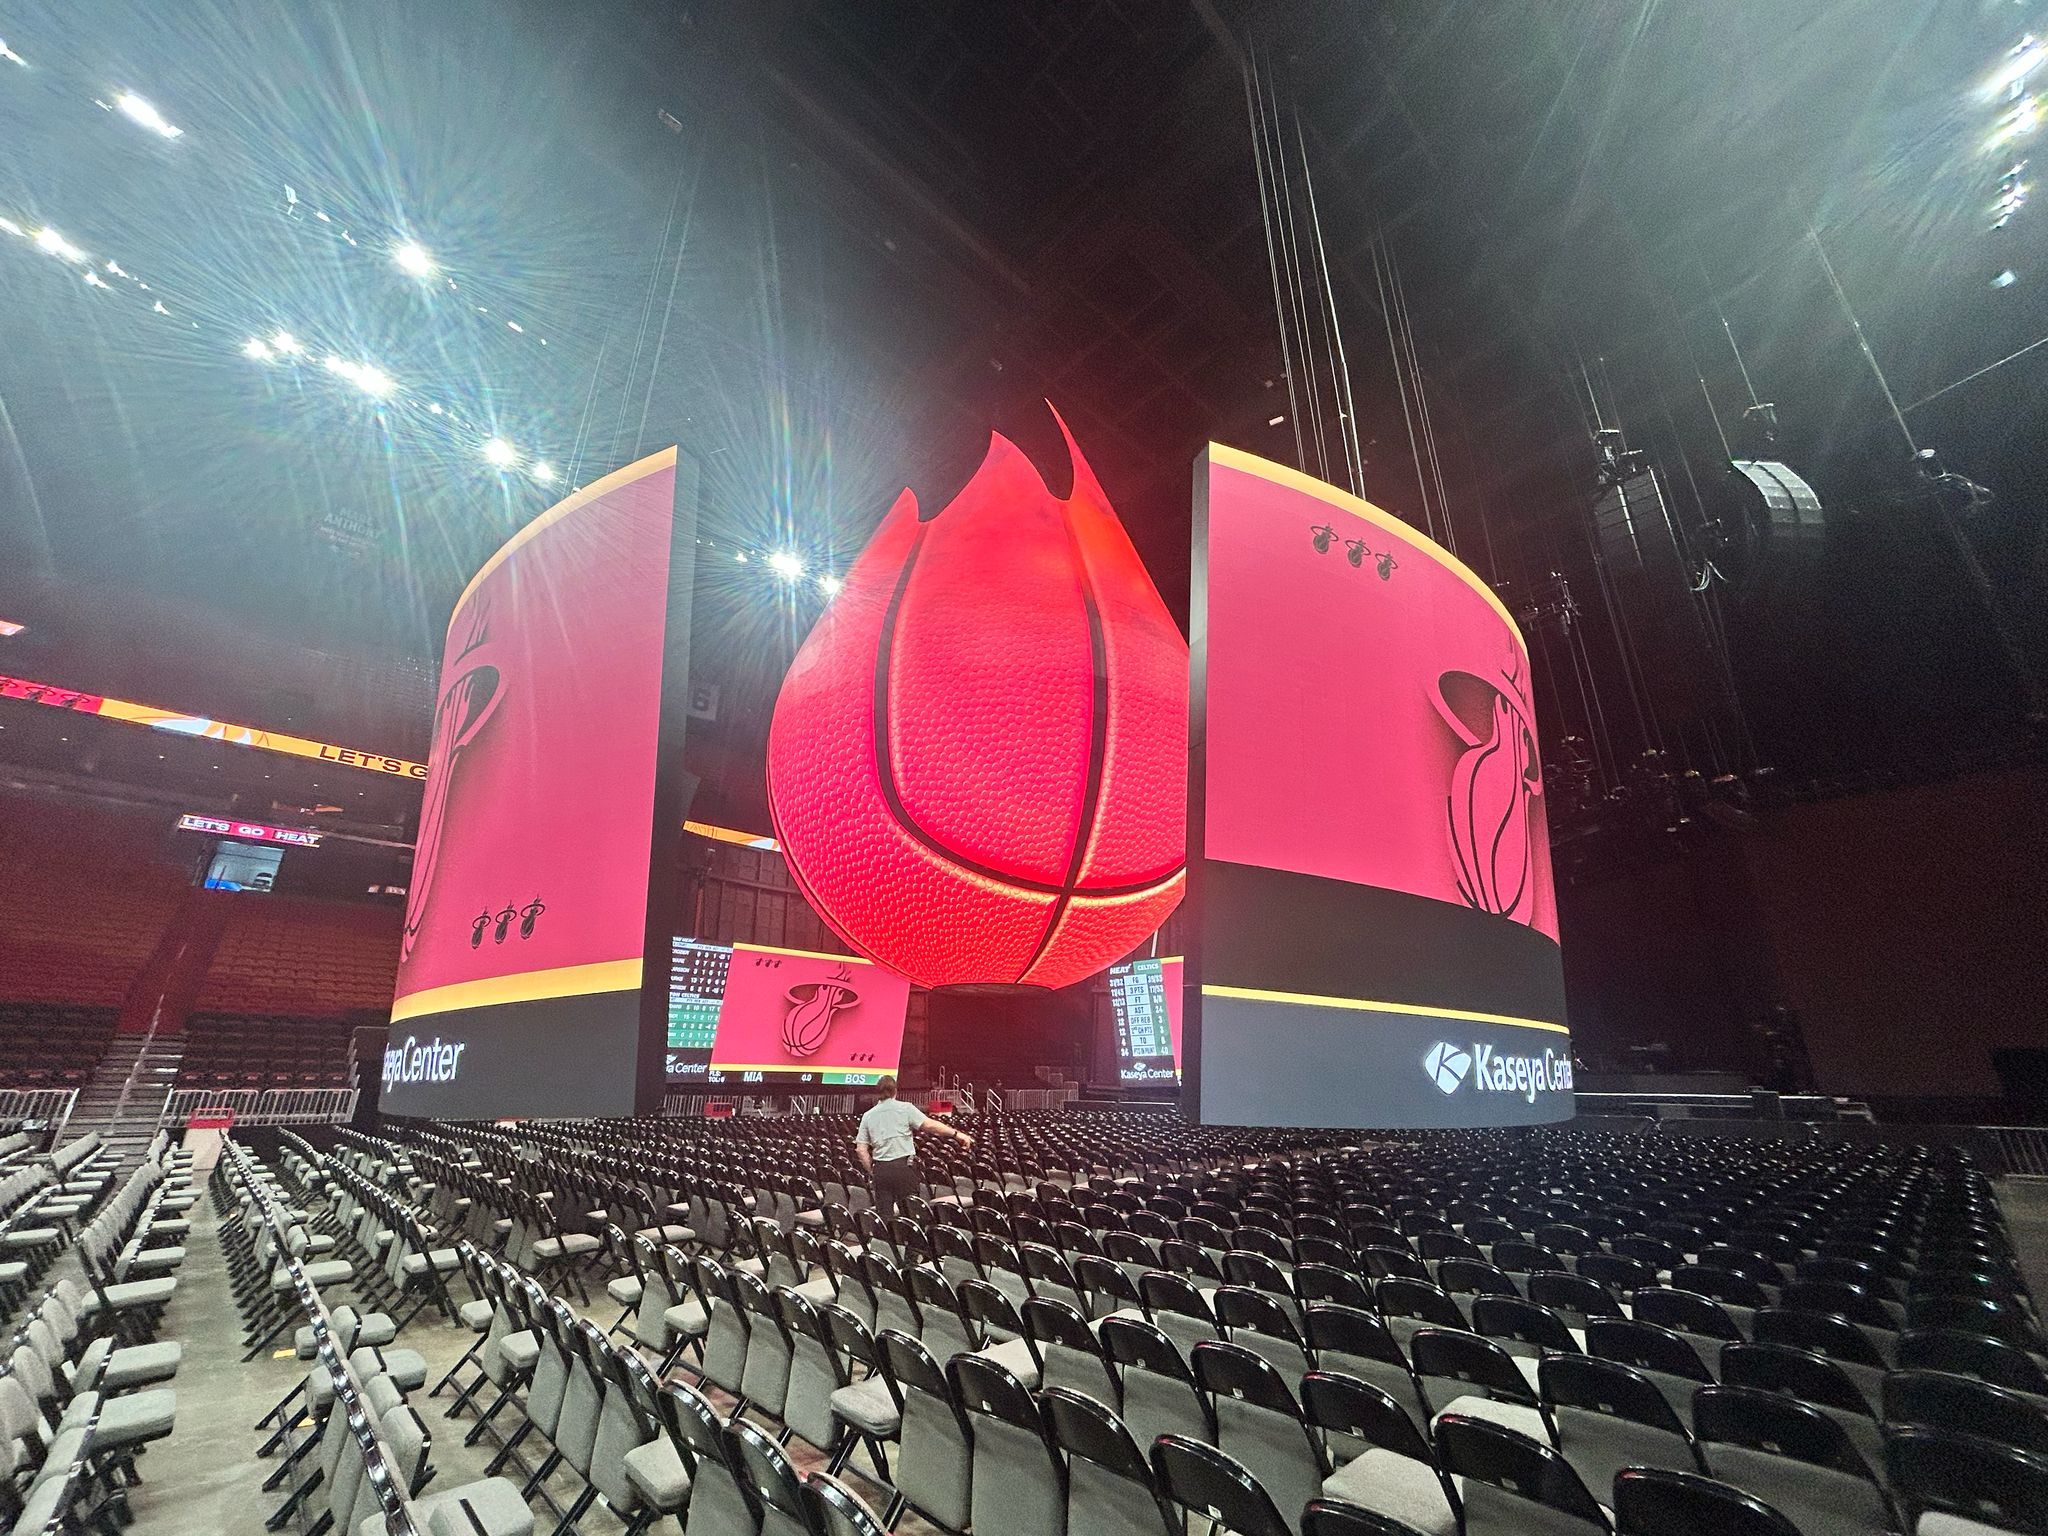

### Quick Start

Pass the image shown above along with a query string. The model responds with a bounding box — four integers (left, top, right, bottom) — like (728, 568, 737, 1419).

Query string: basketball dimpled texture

(767, 407, 1187, 989)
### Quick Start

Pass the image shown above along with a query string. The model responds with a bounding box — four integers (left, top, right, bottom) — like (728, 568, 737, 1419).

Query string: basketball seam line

(1015, 507, 1114, 983)
(871, 524, 1185, 911)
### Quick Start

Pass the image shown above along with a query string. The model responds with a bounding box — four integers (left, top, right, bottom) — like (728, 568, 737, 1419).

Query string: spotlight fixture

(1994, 268, 2019, 287)
(321, 355, 395, 398)
(242, 337, 273, 361)
(114, 91, 183, 139)
(268, 330, 305, 357)
(391, 240, 436, 277)
(818, 574, 843, 596)
(529, 460, 558, 485)
(768, 550, 805, 580)
(0, 38, 26, 66)
(81, 270, 106, 288)
(482, 437, 519, 469)
(734, 551, 749, 564)
(1310, 523, 1336, 554)
(1345, 538, 1367, 568)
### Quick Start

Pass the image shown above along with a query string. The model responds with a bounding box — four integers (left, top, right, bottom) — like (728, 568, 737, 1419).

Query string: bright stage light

(1988, 96, 2041, 151)
(818, 574, 843, 596)
(768, 550, 805, 580)
(734, 550, 749, 563)
(81, 270, 106, 288)
(32, 227, 83, 261)
(115, 91, 183, 139)
(268, 330, 305, 357)
(242, 337, 273, 361)
(482, 437, 519, 468)
(322, 355, 395, 397)
(530, 460, 558, 485)
(0, 39, 26, 66)
(0, 217, 21, 237)
(1987, 36, 2046, 100)
(391, 240, 436, 277)
(1994, 268, 2018, 287)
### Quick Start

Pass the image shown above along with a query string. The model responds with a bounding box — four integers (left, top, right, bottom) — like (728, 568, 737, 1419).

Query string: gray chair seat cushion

(634, 1224, 693, 1246)
(830, 1377, 902, 1437)
(499, 1331, 541, 1372)
(461, 1299, 496, 1330)
(606, 1277, 644, 1307)
(120, 1245, 185, 1272)
(61, 1387, 176, 1446)
(2, 1228, 59, 1248)
(622, 1438, 693, 1508)
(1324, 1449, 1459, 1536)
(396, 1476, 537, 1536)
(273, 1260, 353, 1290)
(664, 1300, 710, 1338)
(146, 1218, 191, 1238)
(401, 1247, 462, 1277)
(795, 1278, 839, 1306)
(76, 1338, 182, 1391)
(83, 1277, 176, 1311)
(0, 1262, 25, 1283)
(973, 1337, 1041, 1388)
(532, 1234, 600, 1260)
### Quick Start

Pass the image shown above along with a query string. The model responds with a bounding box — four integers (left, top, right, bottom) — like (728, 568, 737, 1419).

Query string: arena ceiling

(1, 0, 2041, 797)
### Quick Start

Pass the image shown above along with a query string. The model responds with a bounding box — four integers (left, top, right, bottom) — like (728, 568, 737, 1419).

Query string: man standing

(855, 1075, 972, 1221)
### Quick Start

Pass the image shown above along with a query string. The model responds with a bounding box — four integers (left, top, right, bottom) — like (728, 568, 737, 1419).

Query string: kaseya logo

(1424, 1040, 1572, 1103)
(1422, 1042, 1472, 1095)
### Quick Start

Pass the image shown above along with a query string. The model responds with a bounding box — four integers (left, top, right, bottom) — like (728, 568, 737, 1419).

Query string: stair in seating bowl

(59, 1033, 186, 1160)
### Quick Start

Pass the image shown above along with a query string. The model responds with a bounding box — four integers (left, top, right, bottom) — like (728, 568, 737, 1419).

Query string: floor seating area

(0, 1005, 117, 1091)
(169, 1111, 2046, 1536)
(174, 1012, 357, 1090)
(1, 1130, 196, 1533)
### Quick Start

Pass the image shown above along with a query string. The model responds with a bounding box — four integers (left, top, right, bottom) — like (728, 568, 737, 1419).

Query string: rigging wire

(1292, 110, 1365, 495)
(1242, 53, 1306, 473)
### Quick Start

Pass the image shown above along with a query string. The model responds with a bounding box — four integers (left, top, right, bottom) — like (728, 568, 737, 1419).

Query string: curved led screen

(1188, 445, 1571, 1127)
(767, 408, 1186, 989)
(383, 447, 689, 1119)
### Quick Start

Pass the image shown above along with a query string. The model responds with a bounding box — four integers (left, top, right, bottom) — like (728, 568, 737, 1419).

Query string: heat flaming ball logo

(403, 600, 504, 960)
(767, 406, 1187, 990)
(782, 964, 860, 1059)
(1433, 651, 1542, 927)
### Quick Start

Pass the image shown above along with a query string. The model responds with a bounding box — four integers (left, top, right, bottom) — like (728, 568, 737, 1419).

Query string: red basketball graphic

(767, 405, 1187, 989)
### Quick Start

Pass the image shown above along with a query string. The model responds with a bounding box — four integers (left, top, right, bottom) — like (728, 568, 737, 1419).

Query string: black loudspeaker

(1590, 469, 1736, 737)
(1992, 1048, 2048, 1110)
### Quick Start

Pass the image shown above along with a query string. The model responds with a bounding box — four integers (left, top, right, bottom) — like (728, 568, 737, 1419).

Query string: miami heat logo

(403, 599, 505, 959)
(781, 965, 860, 1059)
(1433, 651, 1541, 927)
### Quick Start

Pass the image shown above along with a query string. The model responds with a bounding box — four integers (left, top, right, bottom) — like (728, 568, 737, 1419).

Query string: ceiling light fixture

(768, 550, 805, 580)
(391, 239, 436, 277)
(114, 91, 183, 139)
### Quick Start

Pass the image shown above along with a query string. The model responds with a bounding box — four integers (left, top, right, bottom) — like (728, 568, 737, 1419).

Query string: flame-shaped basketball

(767, 406, 1187, 989)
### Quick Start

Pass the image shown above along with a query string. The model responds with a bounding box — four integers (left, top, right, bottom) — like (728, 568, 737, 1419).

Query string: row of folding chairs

(224, 1141, 527, 1536)
(1, 1144, 193, 1535)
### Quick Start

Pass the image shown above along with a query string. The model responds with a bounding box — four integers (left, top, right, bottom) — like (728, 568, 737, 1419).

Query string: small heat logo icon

(782, 964, 861, 1059)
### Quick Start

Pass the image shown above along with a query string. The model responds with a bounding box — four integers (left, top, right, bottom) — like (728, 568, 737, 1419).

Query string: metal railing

(158, 1086, 358, 1127)
(1989, 1126, 2048, 1177)
(0, 1088, 78, 1133)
